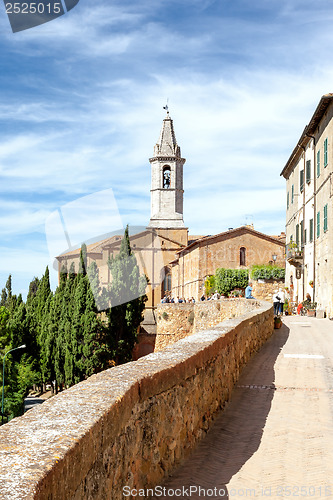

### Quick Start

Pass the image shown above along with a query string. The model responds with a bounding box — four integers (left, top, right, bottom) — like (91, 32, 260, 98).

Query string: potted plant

(274, 316, 282, 329)
(302, 300, 317, 317)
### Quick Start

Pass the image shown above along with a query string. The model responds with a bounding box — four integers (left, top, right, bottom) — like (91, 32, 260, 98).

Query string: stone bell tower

(148, 111, 186, 228)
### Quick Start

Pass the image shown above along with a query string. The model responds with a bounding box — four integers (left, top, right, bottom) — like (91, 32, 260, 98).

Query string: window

(317, 150, 320, 178)
(163, 166, 171, 188)
(300, 220, 304, 247)
(287, 192, 289, 209)
(292, 185, 294, 204)
(324, 138, 328, 167)
(300, 169, 304, 192)
(304, 229, 307, 245)
(317, 211, 320, 238)
(296, 224, 299, 247)
(163, 272, 171, 293)
(324, 204, 328, 232)
(240, 247, 246, 266)
(306, 160, 311, 183)
(309, 218, 314, 242)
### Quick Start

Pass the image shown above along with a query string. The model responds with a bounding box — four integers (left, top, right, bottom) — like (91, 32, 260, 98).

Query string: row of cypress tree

(0, 227, 147, 421)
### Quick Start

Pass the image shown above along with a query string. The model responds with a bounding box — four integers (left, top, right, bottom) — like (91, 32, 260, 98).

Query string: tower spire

(148, 113, 186, 229)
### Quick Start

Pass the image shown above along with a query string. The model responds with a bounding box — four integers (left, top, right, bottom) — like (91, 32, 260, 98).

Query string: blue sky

(1, 0, 333, 296)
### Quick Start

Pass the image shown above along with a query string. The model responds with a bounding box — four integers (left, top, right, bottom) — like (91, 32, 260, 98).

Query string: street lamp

(1, 344, 26, 425)
(272, 254, 277, 264)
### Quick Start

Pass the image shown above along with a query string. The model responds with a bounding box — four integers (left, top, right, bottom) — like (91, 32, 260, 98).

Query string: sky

(1, 0, 333, 297)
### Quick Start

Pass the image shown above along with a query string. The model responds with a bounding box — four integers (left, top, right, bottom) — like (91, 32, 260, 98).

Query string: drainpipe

(306, 133, 316, 303)
(300, 145, 306, 301)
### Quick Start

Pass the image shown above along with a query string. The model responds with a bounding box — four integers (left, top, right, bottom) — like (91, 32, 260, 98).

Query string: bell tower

(148, 111, 186, 228)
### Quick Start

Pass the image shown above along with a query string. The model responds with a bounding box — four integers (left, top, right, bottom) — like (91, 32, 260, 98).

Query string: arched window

(240, 247, 246, 266)
(163, 273, 172, 293)
(163, 166, 171, 189)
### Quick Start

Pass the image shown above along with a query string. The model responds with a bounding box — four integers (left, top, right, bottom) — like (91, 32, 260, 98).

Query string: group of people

(161, 295, 196, 303)
(273, 288, 285, 316)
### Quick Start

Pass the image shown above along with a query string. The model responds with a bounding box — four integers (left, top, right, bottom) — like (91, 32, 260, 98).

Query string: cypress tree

(106, 226, 147, 365)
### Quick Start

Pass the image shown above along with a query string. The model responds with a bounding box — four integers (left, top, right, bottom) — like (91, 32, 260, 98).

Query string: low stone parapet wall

(155, 298, 263, 351)
(0, 301, 273, 500)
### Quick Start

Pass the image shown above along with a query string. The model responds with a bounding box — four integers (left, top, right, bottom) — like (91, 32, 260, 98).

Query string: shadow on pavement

(152, 323, 290, 499)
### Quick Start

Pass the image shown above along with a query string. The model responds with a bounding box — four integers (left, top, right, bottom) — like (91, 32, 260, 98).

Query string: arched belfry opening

(163, 166, 171, 189)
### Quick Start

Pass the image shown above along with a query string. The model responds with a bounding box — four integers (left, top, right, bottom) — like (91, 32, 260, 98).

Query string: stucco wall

(0, 301, 273, 500)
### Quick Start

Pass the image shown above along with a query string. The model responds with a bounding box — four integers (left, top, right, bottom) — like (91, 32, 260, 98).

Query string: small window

(296, 224, 299, 247)
(324, 138, 328, 167)
(300, 220, 304, 247)
(163, 166, 171, 189)
(240, 247, 246, 266)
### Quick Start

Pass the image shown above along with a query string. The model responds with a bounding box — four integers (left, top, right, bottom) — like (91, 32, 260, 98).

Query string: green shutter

(317, 150, 320, 177)
(324, 138, 328, 167)
(300, 220, 304, 247)
(296, 224, 299, 246)
(306, 160, 311, 183)
(317, 211, 320, 238)
(324, 204, 328, 232)
(309, 219, 313, 242)
(300, 170, 304, 192)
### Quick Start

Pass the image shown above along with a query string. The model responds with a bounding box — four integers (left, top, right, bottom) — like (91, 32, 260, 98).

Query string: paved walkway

(153, 316, 333, 499)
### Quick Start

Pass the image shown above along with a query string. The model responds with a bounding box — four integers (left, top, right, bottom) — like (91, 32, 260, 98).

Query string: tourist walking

(273, 290, 280, 315)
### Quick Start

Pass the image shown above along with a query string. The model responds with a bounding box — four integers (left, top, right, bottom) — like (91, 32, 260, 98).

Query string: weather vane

(163, 99, 169, 114)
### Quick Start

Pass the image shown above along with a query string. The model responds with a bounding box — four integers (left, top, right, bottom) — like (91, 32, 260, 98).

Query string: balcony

(286, 248, 303, 267)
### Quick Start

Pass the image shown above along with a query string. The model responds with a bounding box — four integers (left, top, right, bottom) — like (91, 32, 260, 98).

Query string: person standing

(273, 290, 280, 316)
(277, 288, 285, 315)
(245, 282, 255, 299)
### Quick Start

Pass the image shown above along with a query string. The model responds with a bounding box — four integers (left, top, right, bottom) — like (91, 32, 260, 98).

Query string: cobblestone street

(153, 316, 333, 499)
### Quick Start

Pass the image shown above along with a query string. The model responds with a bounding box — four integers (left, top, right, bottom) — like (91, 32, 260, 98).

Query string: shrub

(250, 265, 285, 281)
(162, 311, 168, 320)
(204, 276, 215, 297)
(215, 268, 249, 296)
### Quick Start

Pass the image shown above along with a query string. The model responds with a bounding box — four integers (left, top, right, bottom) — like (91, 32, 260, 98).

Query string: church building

(57, 111, 285, 356)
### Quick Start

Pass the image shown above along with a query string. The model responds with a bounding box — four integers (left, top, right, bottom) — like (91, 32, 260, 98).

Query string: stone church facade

(57, 111, 285, 356)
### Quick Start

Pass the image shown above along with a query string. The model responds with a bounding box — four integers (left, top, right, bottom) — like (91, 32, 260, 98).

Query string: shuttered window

(309, 219, 314, 242)
(324, 138, 328, 167)
(306, 160, 311, 183)
(317, 150, 320, 177)
(300, 170, 304, 192)
(317, 211, 320, 238)
(324, 204, 328, 232)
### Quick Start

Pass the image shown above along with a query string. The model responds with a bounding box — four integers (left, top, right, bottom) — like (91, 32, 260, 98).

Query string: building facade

(171, 226, 285, 300)
(281, 93, 333, 317)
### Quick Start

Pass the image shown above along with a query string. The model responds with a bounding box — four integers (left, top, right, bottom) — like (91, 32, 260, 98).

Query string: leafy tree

(250, 265, 285, 281)
(204, 276, 216, 297)
(105, 226, 147, 365)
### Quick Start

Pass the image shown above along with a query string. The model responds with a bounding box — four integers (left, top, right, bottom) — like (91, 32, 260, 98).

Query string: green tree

(215, 268, 249, 296)
(105, 226, 147, 365)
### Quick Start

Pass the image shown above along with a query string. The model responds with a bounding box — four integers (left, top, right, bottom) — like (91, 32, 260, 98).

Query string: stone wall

(155, 298, 263, 351)
(0, 301, 273, 500)
(252, 279, 285, 302)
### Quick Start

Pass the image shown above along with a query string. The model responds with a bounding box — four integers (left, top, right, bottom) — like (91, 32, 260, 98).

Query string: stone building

(58, 111, 285, 355)
(281, 93, 333, 317)
(170, 226, 285, 300)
